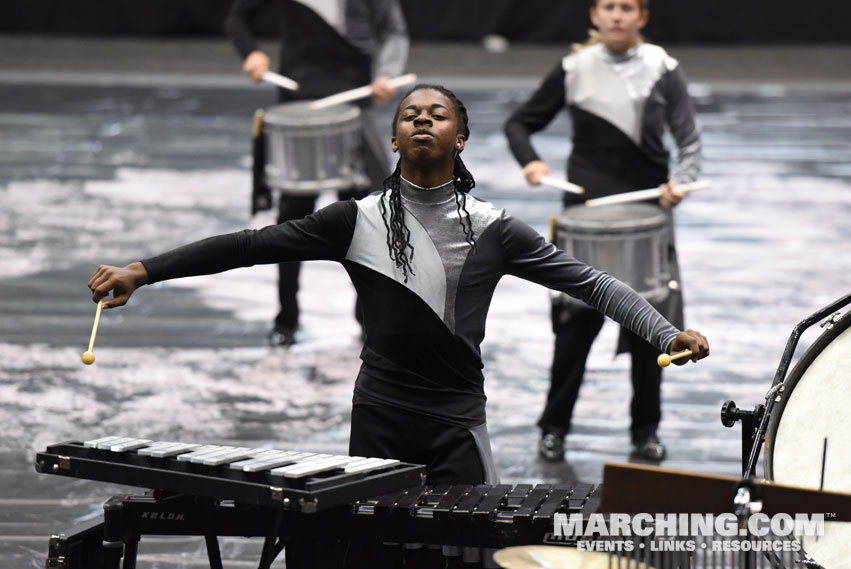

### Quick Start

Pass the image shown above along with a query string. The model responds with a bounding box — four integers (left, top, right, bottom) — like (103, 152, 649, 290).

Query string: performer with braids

(88, 84, 708, 488)
(504, 0, 703, 463)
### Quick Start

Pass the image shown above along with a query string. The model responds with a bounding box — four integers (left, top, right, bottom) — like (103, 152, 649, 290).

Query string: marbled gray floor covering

(1, 78, 850, 568)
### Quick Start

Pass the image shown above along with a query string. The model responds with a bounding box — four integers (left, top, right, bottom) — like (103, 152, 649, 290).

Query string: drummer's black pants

(539, 302, 662, 442)
(275, 189, 369, 334)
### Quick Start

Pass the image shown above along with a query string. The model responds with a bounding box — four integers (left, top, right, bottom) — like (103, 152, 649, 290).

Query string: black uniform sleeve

(504, 61, 568, 167)
(223, 0, 270, 59)
(142, 200, 358, 285)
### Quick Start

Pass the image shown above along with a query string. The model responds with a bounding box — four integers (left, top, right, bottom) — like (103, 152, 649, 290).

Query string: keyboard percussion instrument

(38, 437, 606, 569)
(36, 437, 425, 512)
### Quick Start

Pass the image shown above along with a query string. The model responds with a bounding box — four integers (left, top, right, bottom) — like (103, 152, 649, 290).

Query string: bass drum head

(764, 311, 851, 569)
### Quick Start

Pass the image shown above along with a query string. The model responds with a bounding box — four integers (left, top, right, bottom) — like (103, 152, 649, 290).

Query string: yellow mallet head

(81, 351, 96, 365)
(657, 353, 671, 367)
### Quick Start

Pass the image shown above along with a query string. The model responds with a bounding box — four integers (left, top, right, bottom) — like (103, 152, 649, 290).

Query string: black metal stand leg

(102, 497, 125, 569)
(122, 535, 139, 569)
(257, 510, 285, 569)
(741, 412, 756, 478)
(721, 400, 763, 477)
(205, 535, 224, 569)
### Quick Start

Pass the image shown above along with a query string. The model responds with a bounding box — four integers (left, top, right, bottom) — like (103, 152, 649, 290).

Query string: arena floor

(1, 37, 850, 567)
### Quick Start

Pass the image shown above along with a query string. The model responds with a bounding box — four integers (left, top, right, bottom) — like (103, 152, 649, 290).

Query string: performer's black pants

(274, 189, 369, 333)
(349, 402, 486, 485)
(539, 302, 662, 442)
(286, 404, 487, 568)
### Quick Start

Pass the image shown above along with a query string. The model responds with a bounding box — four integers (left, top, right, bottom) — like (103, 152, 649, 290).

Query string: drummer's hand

(668, 329, 710, 365)
(659, 180, 686, 209)
(522, 160, 550, 185)
(243, 50, 271, 82)
(88, 262, 149, 309)
(371, 76, 396, 103)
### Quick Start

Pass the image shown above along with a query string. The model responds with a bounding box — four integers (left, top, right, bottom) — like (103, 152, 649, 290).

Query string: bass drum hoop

(764, 310, 851, 480)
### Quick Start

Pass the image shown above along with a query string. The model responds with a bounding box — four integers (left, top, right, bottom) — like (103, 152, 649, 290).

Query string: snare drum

(555, 203, 670, 303)
(263, 101, 367, 193)
(765, 311, 851, 569)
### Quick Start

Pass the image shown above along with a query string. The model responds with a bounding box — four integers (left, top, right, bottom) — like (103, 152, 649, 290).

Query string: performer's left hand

(371, 76, 396, 103)
(668, 330, 710, 364)
(659, 181, 686, 209)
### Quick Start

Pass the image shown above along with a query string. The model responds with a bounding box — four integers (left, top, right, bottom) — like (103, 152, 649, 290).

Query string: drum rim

(763, 310, 851, 480)
(263, 101, 361, 126)
(557, 203, 668, 230)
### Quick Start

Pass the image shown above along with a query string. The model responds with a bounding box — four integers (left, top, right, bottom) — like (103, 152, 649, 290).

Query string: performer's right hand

(243, 50, 271, 82)
(668, 329, 710, 364)
(522, 160, 550, 185)
(88, 262, 149, 308)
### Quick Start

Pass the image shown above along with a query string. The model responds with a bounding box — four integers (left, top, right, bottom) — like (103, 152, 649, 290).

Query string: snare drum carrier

(262, 101, 368, 194)
(554, 203, 672, 305)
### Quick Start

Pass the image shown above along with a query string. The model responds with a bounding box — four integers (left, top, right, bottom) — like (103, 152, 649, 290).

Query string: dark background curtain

(0, 0, 847, 43)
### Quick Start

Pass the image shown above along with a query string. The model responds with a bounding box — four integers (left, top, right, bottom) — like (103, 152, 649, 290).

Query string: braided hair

(380, 84, 477, 281)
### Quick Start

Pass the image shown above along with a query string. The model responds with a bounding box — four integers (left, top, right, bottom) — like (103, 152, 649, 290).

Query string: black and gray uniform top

(140, 178, 680, 483)
(505, 41, 702, 203)
(225, 0, 409, 100)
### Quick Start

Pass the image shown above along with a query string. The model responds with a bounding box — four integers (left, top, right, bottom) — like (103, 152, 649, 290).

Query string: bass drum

(765, 310, 851, 569)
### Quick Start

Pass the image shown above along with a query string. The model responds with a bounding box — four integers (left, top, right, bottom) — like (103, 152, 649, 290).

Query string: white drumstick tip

(261, 71, 300, 92)
(539, 176, 585, 195)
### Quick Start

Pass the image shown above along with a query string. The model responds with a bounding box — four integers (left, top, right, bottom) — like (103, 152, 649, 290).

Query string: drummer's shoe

(632, 433, 666, 461)
(268, 327, 296, 347)
(538, 432, 566, 462)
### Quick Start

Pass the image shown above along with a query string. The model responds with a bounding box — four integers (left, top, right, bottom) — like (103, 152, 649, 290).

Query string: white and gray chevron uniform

(505, 41, 702, 203)
(505, 42, 703, 444)
(140, 178, 681, 484)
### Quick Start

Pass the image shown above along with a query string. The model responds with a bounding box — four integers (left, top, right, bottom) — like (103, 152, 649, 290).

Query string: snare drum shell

(262, 101, 367, 193)
(555, 203, 671, 303)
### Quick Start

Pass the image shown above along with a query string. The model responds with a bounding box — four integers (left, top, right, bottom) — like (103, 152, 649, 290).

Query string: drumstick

(81, 299, 104, 365)
(657, 349, 693, 367)
(261, 71, 300, 92)
(308, 73, 418, 110)
(539, 176, 585, 195)
(585, 180, 712, 207)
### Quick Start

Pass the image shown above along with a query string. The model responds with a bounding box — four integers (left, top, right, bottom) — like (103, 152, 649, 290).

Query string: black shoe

(268, 327, 296, 347)
(538, 432, 565, 462)
(633, 433, 666, 461)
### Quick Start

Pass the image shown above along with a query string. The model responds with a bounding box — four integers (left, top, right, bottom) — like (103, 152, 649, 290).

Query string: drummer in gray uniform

(225, 0, 409, 346)
(504, 0, 703, 462)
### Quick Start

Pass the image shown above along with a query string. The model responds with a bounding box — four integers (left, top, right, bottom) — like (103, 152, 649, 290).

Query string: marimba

(36, 437, 425, 512)
(37, 438, 602, 569)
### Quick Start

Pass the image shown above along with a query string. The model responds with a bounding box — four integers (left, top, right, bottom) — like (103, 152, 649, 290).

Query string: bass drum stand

(719, 291, 851, 569)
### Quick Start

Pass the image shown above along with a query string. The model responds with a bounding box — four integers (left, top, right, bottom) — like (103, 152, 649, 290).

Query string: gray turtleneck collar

(399, 176, 456, 205)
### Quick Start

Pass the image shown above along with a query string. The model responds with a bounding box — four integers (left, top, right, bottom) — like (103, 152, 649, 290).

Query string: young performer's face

(392, 89, 466, 166)
(590, 0, 648, 53)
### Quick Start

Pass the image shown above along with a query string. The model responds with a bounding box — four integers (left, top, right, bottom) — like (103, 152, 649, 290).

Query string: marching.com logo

(551, 513, 824, 552)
